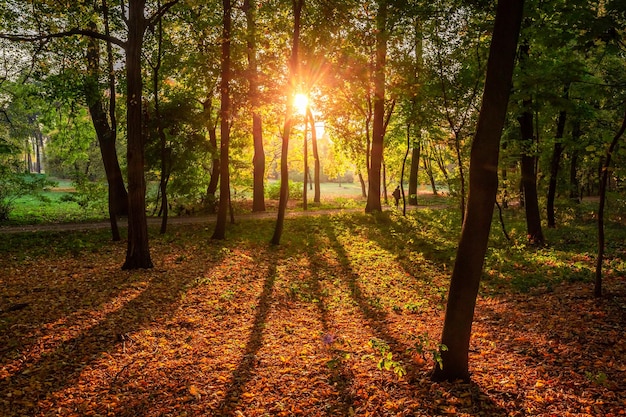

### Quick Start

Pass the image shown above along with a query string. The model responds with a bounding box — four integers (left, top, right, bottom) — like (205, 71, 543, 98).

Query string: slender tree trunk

(212, 0, 232, 240)
(84, 22, 127, 241)
(569, 122, 581, 202)
(432, 0, 523, 382)
(152, 8, 170, 235)
(517, 41, 544, 245)
(408, 138, 420, 205)
(307, 107, 321, 202)
(206, 116, 220, 206)
(122, 0, 152, 270)
(401, 123, 410, 215)
(358, 169, 367, 198)
(244, 0, 266, 212)
(595, 107, 626, 297)
(303, 115, 308, 210)
(423, 151, 438, 195)
(382, 158, 388, 205)
(453, 132, 466, 222)
(271, 0, 303, 245)
(365, 0, 387, 213)
(547, 86, 568, 228)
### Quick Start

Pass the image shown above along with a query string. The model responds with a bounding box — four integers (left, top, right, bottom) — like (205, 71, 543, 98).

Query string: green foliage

(58, 174, 107, 211)
(362, 338, 406, 378)
(407, 333, 448, 370)
(0, 172, 56, 221)
(265, 180, 303, 200)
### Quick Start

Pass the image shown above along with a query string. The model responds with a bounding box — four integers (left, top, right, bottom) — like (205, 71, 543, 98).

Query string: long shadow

(215, 262, 277, 416)
(0, 256, 216, 417)
(321, 218, 409, 363)
(324, 213, 509, 415)
(305, 241, 356, 415)
(0, 232, 146, 366)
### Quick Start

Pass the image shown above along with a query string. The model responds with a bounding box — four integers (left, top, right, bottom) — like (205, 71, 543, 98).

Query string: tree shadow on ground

(214, 263, 277, 416)
(0, 248, 223, 417)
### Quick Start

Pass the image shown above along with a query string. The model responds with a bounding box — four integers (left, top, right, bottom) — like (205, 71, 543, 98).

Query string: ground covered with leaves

(1, 208, 625, 416)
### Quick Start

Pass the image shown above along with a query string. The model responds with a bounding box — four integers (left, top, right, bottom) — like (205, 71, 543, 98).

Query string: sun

(294, 93, 309, 115)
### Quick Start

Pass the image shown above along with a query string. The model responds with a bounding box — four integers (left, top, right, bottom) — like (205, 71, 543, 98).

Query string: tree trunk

(358, 169, 367, 198)
(365, 0, 387, 213)
(547, 87, 568, 227)
(569, 122, 581, 202)
(307, 107, 321, 203)
(122, 0, 152, 270)
(212, 0, 232, 240)
(595, 107, 626, 297)
(432, 0, 523, 382)
(517, 42, 544, 245)
(303, 115, 308, 210)
(408, 133, 420, 205)
(244, 0, 265, 212)
(401, 123, 410, 215)
(271, 0, 303, 245)
(84, 24, 127, 241)
(422, 151, 437, 195)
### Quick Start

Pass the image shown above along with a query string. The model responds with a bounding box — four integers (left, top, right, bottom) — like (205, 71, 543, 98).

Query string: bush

(0, 171, 57, 221)
(265, 180, 304, 200)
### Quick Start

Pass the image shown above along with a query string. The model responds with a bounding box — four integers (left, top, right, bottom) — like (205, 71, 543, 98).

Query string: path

(0, 204, 446, 234)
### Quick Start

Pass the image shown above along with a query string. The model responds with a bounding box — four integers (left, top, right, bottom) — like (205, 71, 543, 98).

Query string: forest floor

(0, 208, 624, 416)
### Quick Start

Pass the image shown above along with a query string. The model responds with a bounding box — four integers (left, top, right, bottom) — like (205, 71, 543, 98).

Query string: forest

(0, 0, 625, 415)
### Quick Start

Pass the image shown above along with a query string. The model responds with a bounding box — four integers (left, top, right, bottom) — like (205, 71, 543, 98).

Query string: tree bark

(211, 0, 232, 240)
(84, 24, 127, 242)
(517, 42, 544, 245)
(408, 138, 420, 205)
(547, 86, 568, 228)
(569, 122, 581, 202)
(271, 0, 303, 245)
(244, 0, 266, 212)
(307, 107, 321, 203)
(122, 0, 152, 270)
(432, 0, 523, 382)
(595, 107, 626, 297)
(365, 0, 387, 213)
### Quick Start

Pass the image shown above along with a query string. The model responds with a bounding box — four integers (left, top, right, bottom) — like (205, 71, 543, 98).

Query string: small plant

(408, 333, 448, 369)
(585, 371, 608, 387)
(362, 338, 406, 378)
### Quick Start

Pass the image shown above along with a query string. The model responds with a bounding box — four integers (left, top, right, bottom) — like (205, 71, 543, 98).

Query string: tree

(365, 0, 389, 213)
(432, 0, 524, 382)
(84, 15, 128, 242)
(244, 0, 266, 212)
(211, 0, 232, 240)
(595, 107, 626, 297)
(270, 0, 304, 245)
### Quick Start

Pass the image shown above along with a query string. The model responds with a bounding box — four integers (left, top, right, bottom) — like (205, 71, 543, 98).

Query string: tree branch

(0, 29, 126, 50)
(146, 0, 180, 30)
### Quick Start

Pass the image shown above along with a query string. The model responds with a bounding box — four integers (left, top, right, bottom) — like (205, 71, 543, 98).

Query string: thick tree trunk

(211, 0, 232, 240)
(365, 0, 387, 213)
(432, 0, 523, 382)
(122, 0, 152, 270)
(84, 26, 127, 241)
(595, 108, 626, 297)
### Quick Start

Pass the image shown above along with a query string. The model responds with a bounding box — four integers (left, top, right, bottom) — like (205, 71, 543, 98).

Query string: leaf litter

(0, 212, 624, 416)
